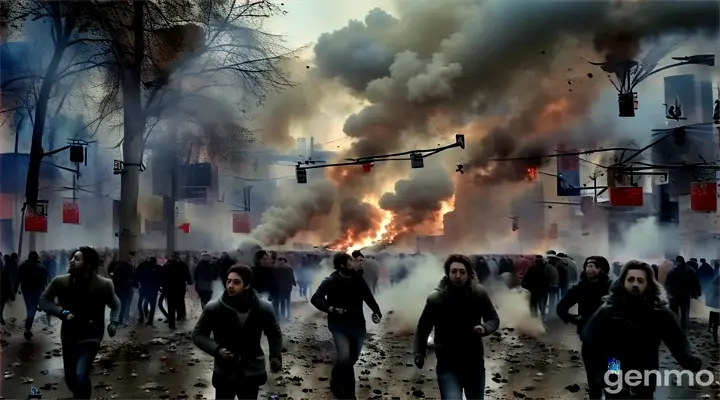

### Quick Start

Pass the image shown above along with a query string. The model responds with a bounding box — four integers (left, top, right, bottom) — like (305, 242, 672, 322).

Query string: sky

(265, 0, 397, 49)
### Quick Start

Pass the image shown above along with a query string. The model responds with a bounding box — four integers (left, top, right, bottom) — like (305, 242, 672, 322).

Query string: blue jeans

(138, 290, 158, 322)
(23, 291, 42, 331)
(62, 341, 100, 399)
(437, 361, 486, 400)
(330, 324, 366, 398)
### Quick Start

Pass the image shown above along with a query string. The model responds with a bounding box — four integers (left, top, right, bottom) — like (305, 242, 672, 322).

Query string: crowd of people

(1, 246, 719, 399)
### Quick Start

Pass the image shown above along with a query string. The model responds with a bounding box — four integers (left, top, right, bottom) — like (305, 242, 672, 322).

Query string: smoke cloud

(379, 167, 454, 228)
(338, 197, 383, 240)
(250, 180, 336, 245)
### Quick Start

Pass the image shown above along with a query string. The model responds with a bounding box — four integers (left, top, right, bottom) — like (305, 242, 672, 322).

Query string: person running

(192, 264, 282, 400)
(40, 246, 120, 399)
(311, 252, 382, 399)
(413, 254, 500, 400)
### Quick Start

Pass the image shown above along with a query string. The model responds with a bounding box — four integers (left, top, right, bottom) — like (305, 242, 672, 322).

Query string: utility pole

(165, 125, 178, 255)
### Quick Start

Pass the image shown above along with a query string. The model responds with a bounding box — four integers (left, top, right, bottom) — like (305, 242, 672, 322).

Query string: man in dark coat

(192, 264, 282, 400)
(163, 252, 193, 329)
(108, 252, 137, 325)
(18, 251, 48, 340)
(311, 252, 382, 399)
(272, 254, 296, 322)
(414, 254, 500, 400)
(665, 255, 701, 329)
(556, 256, 612, 399)
(40, 246, 120, 399)
(521, 256, 550, 318)
(582, 261, 702, 399)
(194, 253, 217, 308)
(135, 256, 161, 325)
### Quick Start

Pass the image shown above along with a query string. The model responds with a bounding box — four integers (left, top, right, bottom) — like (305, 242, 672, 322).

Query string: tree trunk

(118, 2, 145, 257)
(24, 7, 72, 208)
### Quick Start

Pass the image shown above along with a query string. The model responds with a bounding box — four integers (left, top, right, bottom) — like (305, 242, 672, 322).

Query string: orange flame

(328, 195, 400, 253)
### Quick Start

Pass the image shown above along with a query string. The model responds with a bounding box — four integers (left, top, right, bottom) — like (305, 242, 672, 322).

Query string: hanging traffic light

(410, 153, 424, 169)
(362, 163, 374, 173)
(525, 166, 538, 182)
(69, 145, 84, 163)
(296, 167, 307, 184)
(511, 217, 519, 231)
(618, 92, 636, 117)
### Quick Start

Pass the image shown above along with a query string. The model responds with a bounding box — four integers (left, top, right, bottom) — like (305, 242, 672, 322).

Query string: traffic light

(410, 153, 424, 169)
(362, 163, 374, 173)
(69, 145, 84, 163)
(296, 167, 307, 184)
(511, 217, 519, 231)
(525, 166, 538, 182)
(455, 134, 465, 149)
(618, 92, 636, 117)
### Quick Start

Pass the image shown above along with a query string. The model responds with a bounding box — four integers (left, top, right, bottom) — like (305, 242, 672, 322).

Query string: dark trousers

(62, 341, 100, 399)
(117, 290, 133, 324)
(548, 287, 560, 315)
(581, 342, 604, 399)
(669, 298, 690, 329)
(138, 290, 158, 323)
(212, 373, 261, 400)
(166, 291, 185, 328)
(709, 311, 719, 340)
(529, 292, 547, 318)
(436, 360, 486, 400)
(329, 324, 366, 399)
(198, 290, 213, 309)
(23, 291, 42, 331)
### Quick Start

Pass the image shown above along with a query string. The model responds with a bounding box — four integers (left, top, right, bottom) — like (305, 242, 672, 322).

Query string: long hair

(606, 260, 666, 304)
(76, 246, 100, 273)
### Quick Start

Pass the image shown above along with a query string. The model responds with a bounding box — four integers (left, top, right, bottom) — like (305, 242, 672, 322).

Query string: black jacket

(163, 259, 193, 293)
(273, 266, 296, 295)
(311, 271, 381, 329)
(556, 273, 612, 334)
(414, 278, 500, 367)
(252, 265, 277, 296)
(192, 290, 282, 382)
(582, 291, 702, 397)
(108, 260, 136, 293)
(665, 263, 701, 300)
(18, 260, 47, 294)
(194, 260, 216, 292)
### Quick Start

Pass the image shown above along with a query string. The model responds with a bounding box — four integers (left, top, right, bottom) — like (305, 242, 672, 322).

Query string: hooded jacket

(581, 285, 701, 397)
(414, 277, 500, 367)
(556, 272, 612, 334)
(192, 289, 282, 383)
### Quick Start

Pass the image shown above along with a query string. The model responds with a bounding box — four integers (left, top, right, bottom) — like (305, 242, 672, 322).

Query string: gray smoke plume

(313, 0, 719, 175)
(338, 197, 382, 237)
(379, 167, 454, 229)
(250, 180, 336, 245)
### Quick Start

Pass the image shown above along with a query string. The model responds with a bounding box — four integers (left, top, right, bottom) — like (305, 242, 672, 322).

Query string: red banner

(232, 211, 250, 233)
(62, 198, 80, 224)
(690, 182, 717, 212)
(25, 207, 47, 232)
(609, 187, 643, 207)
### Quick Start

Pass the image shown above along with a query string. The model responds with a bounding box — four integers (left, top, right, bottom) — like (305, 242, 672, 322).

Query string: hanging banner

(609, 186, 644, 207)
(25, 207, 47, 232)
(557, 143, 581, 196)
(62, 198, 80, 224)
(232, 211, 251, 233)
(690, 182, 717, 212)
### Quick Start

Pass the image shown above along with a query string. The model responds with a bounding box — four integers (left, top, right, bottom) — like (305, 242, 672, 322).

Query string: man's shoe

(23, 330, 33, 340)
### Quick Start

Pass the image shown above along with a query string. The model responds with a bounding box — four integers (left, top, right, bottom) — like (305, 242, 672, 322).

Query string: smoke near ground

(374, 254, 545, 338)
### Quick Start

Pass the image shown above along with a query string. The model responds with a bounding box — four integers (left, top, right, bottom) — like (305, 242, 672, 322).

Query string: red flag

(179, 223, 190, 234)
(25, 207, 47, 232)
(690, 182, 717, 212)
(233, 211, 250, 233)
(62, 198, 80, 224)
(609, 187, 643, 207)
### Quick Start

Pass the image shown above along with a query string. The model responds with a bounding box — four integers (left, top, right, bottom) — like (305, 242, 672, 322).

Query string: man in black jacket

(252, 250, 277, 302)
(665, 256, 701, 330)
(311, 252, 382, 399)
(413, 254, 500, 400)
(40, 246, 120, 399)
(556, 256, 612, 399)
(582, 261, 702, 399)
(135, 257, 161, 325)
(194, 253, 216, 308)
(163, 252, 193, 329)
(192, 264, 282, 400)
(18, 251, 48, 340)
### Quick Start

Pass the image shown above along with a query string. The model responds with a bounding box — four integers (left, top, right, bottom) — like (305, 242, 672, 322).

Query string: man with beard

(40, 247, 120, 399)
(665, 256, 701, 330)
(163, 252, 193, 330)
(192, 264, 282, 400)
(194, 253, 217, 309)
(413, 254, 500, 400)
(311, 252, 382, 399)
(582, 261, 702, 399)
(135, 256, 161, 325)
(556, 256, 612, 399)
